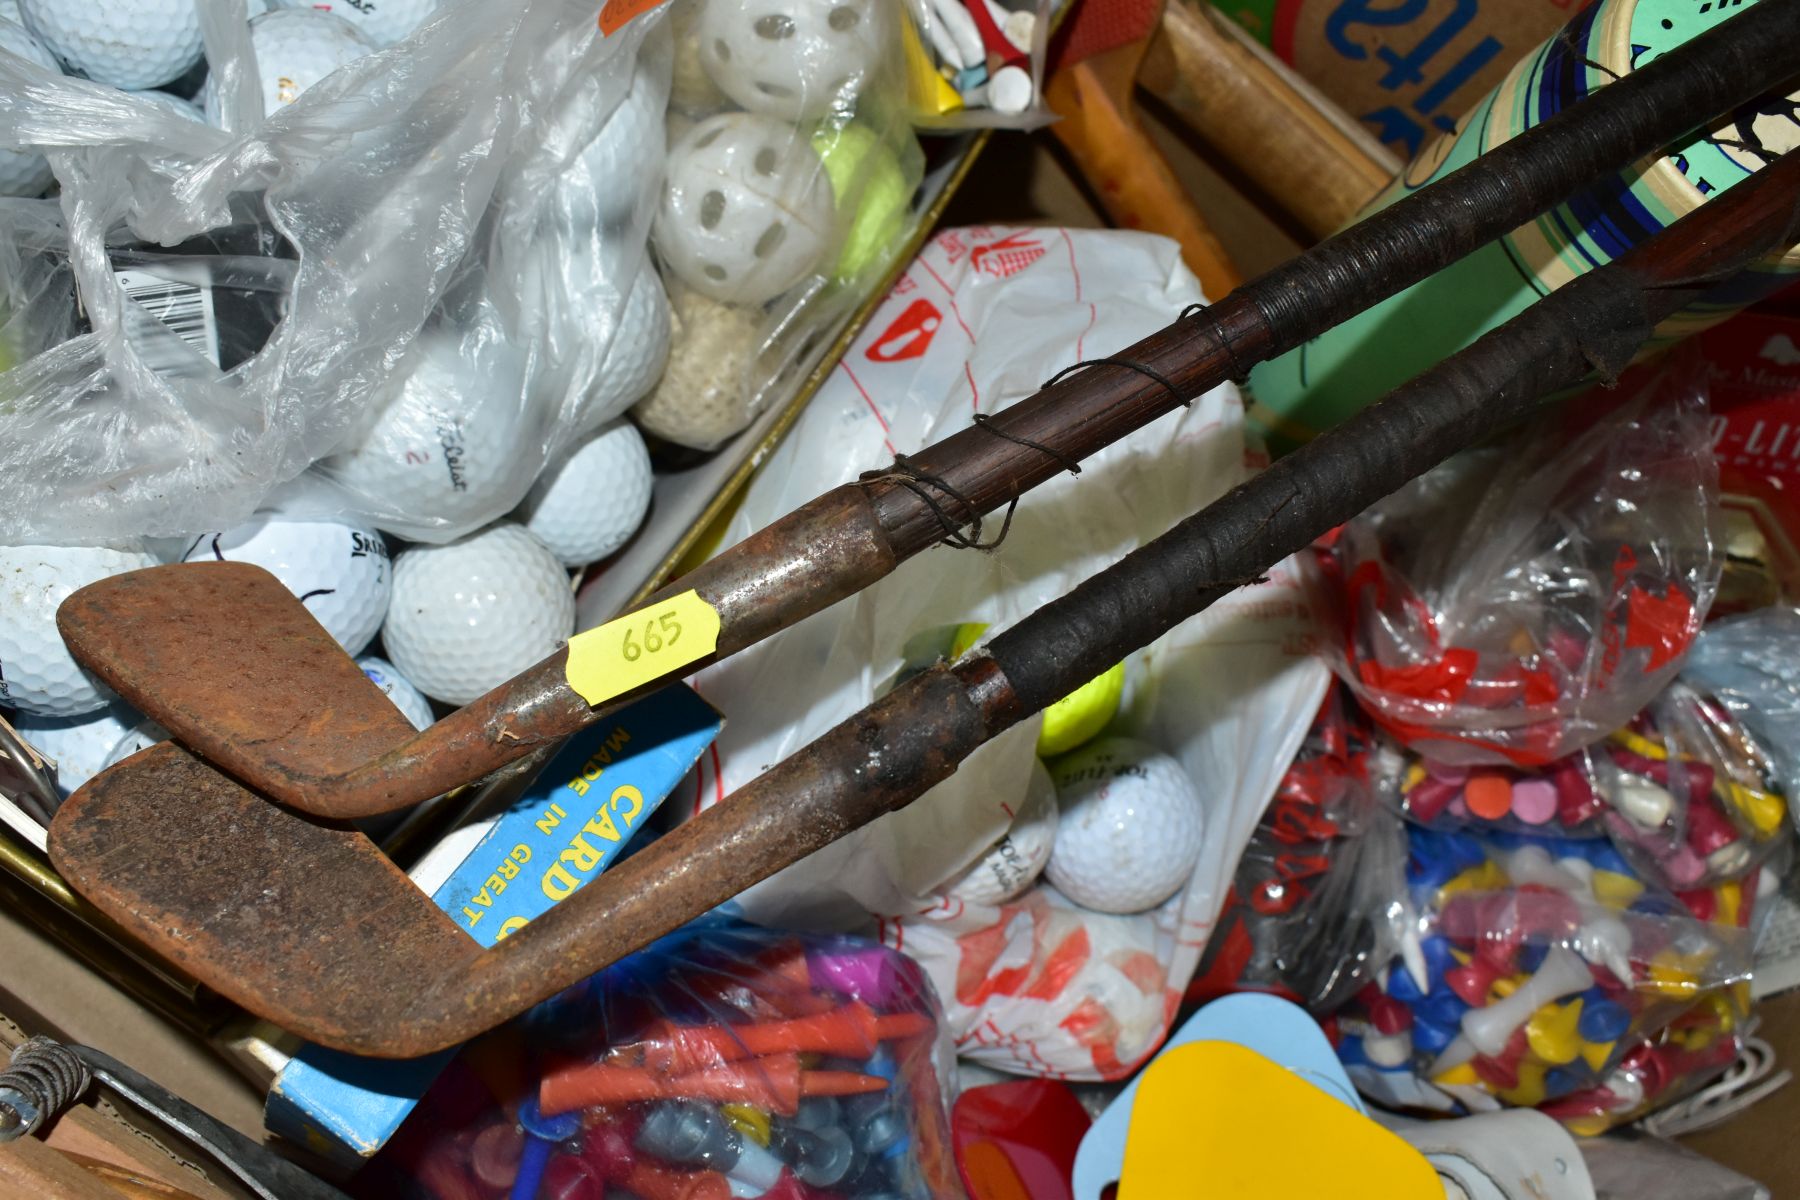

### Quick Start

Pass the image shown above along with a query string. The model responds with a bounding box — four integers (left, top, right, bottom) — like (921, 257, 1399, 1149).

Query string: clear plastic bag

(1385, 742, 1612, 838)
(1682, 606, 1800, 802)
(0, 0, 669, 544)
(1336, 825, 1754, 1130)
(1312, 357, 1723, 767)
(361, 918, 962, 1200)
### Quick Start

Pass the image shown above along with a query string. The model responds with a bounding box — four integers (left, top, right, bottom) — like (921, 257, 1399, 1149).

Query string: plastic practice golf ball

(943, 760, 1059, 905)
(632, 281, 765, 450)
(12, 702, 139, 798)
(321, 330, 532, 538)
(182, 516, 392, 655)
(0, 20, 58, 196)
(0, 543, 156, 718)
(951, 622, 1123, 758)
(216, 8, 376, 122)
(655, 111, 836, 305)
(518, 420, 653, 569)
(355, 654, 435, 730)
(272, 0, 441, 47)
(1045, 737, 1205, 914)
(19, 0, 202, 89)
(695, 0, 890, 123)
(102, 717, 171, 769)
(811, 122, 910, 282)
(382, 523, 576, 706)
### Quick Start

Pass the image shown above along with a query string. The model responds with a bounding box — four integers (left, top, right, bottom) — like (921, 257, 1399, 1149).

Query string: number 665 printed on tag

(565, 590, 722, 705)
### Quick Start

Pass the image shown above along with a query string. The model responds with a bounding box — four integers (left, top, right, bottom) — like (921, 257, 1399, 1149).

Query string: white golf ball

(272, 0, 441, 47)
(695, 0, 890, 123)
(102, 717, 171, 769)
(0, 20, 59, 197)
(181, 516, 392, 655)
(355, 654, 434, 730)
(654, 111, 835, 305)
(128, 87, 208, 123)
(943, 759, 1059, 906)
(518, 420, 653, 569)
(565, 57, 668, 228)
(0, 544, 156, 718)
(571, 266, 672, 434)
(382, 523, 575, 706)
(210, 8, 376, 123)
(320, 330, 533, 538)
(1045, 737, 1205, 914)
(12, 702, 140, 798)
(19, 0, 201, 89)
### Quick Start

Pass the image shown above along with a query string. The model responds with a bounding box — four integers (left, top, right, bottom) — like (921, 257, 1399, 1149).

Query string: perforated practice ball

(0, 20, 58, 196)
(19, 0, 201, 89)
(655, 111, 836, 305)
(695, 0, 889, 123)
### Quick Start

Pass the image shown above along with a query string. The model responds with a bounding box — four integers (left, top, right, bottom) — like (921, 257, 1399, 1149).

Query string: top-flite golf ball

(272, 0, 441, 47)
(1045, 737, 1205, 914)
(211, 7, 376, 123)
(0, 543, 157, 718)
(655, 111, 836, 305)
(695, 0, 890, 123)
(356, 654, 435, 730)
(0, 20, 57, 197)
(12, 701, 140, 798)
(381, 523, 575, 706)
(181, 515, 392, 655)
(518, 420, 654, 568)
(19, 0, 202, 89)
(943, 759, 1059, 906)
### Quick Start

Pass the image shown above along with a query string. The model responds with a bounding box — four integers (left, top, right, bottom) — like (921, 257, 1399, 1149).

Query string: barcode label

(115, 267, 221, 376)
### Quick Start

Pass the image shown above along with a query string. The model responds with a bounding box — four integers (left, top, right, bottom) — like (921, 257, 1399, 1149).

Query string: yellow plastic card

(565, 590, 721, 706)
(1120, 1042, 1440, 1199)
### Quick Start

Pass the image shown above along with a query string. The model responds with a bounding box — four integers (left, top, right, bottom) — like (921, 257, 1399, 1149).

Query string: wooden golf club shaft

(299, 0, 1800, 817)
(434, 151, 1800, 1048)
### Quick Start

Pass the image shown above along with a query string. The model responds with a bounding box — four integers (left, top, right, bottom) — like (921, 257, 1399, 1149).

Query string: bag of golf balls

(1311, 359, 1721, 769)
(0, 0, 671, 546)
(1188, 685, 1412, 1015)
(635, 0, 926, 452)
(1334, 823, 1754, 1130)
(360, 919, 962, 1200)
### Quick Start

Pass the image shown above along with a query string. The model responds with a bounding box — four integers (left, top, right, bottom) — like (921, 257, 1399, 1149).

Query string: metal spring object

(0, 1035, 90, 1140)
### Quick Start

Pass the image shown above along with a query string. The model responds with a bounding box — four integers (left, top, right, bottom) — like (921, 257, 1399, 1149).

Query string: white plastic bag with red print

(673, 226, 1328, 1080)
(1312, 355, 1722, 768)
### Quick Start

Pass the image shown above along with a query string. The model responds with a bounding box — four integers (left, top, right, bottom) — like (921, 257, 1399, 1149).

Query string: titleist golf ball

(519, 420, 653, 568)
(572, 265, 672, 433)
(12, 702, 139, 798)
(0, 20, 58, 196)
(943, 760, 1059, 906)
(320, 331, 532, 537)
(212, 8, 376, 122)
(1045, 737, 1204, 914)
(356, 654, 435, 730)
(655, 111, 835, 305)
(19, 0, 201, 89)
(0, 543, 156, 718)
(102, 717, 172, 769)
(695, 0, 889, 123)
(182, 516, 392, 655)
(272, 0, 441, 47)
(382, 523, 575, 706)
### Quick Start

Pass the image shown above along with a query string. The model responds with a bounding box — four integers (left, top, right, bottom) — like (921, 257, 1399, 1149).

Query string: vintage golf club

(48, 147, 1800, 1057)
(52, 0, 1800, 821)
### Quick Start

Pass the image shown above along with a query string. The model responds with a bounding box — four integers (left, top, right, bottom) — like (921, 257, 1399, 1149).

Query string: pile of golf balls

(1045, 737, 1206, 914)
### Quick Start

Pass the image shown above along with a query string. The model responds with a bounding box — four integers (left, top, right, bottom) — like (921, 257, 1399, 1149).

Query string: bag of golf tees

(1311, 354, 1723, 768)
(673, 226, 1329, 1079)
(0, 0, 670, 544)
(360, 918, 963, 1200)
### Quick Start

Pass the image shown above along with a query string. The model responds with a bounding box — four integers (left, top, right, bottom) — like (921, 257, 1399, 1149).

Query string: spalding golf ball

(695, 0, 890, 123)
(320, 331, 532, 537)
(0, 543, 156, 718)
(102, 717, 171, 769)
(655, 111, 835, 305)
(19, 0, 202, 89)
(11, 701, 140, 798)
(382, 523, 575, 706)
(571, 265, 672, 434)
(943, 759, 1058, 906)
(272, 0, 441, 47)
(1045, 737, 1204, 914)
(355, 654, 435, 730)
(518, 420, 653, 568)
(0, 20, 58, 197)
(182, 516, 392, 655)
(212, 8, 376, 122)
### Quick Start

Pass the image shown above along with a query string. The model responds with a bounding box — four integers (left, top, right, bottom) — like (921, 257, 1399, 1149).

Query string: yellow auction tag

(565, 590, 721, 705)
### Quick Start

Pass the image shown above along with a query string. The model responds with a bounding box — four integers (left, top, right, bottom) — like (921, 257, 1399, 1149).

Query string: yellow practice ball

(811, 122, 911, 283)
